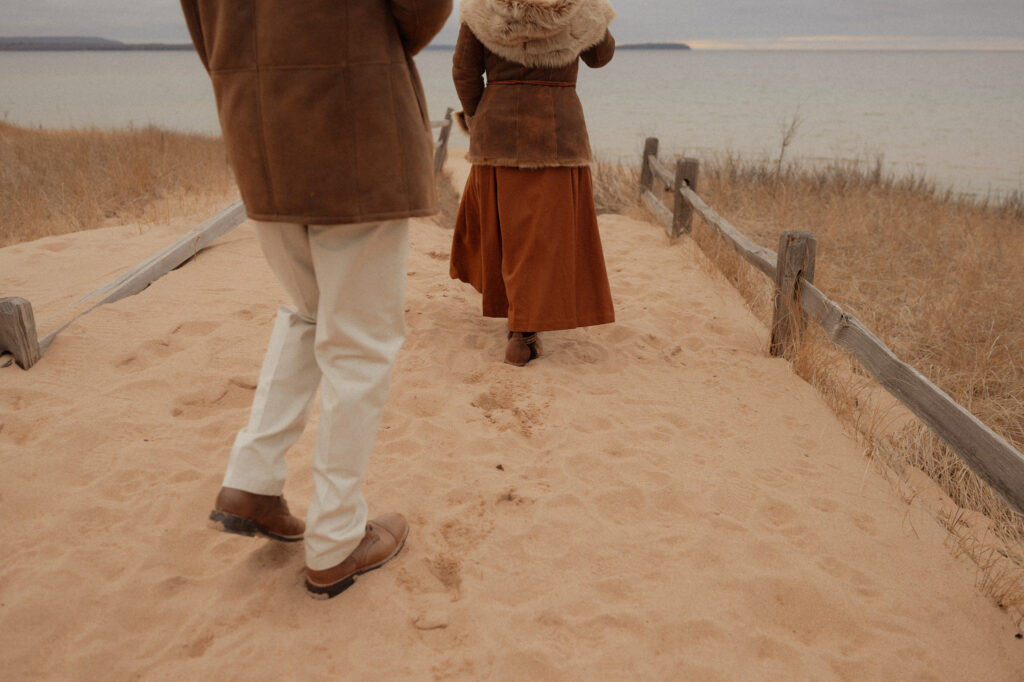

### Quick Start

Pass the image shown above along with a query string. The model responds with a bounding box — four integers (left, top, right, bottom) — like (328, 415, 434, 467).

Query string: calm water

(2, 49, 1022, 197)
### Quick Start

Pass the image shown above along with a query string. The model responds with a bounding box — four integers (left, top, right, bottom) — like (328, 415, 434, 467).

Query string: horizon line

(1, 34, 1022, 52)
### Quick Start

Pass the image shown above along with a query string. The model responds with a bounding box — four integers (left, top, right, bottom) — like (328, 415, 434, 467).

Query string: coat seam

(244, 206, 437, 225)
(251, 0, 279, 215)
(389, 68, 413, 215)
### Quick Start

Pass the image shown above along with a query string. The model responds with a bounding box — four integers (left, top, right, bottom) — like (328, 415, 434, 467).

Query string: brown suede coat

(180, 0, 451, 224)
(452, 24, 615, 168)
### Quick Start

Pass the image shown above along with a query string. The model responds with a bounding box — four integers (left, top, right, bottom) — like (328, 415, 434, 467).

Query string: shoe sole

(208, 509, 303, 543)
(305, 529, 410, 600)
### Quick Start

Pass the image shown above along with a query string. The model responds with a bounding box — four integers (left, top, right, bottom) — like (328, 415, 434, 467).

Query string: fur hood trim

(460, 0, 615, 68)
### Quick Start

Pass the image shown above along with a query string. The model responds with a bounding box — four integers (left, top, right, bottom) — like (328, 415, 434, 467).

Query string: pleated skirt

(449, 165, 615, 332)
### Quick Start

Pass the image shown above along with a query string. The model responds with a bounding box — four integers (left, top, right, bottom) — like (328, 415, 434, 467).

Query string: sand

(1, 159, 1022, 680)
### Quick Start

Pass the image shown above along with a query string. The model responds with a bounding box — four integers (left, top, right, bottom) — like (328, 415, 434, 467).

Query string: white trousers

(223, 219, 409, 571)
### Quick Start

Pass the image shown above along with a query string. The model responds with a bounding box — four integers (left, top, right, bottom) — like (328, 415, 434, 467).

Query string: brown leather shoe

(505, 332, 543, 366)
(305, 513, 409, 599)
(208, 487, 305, 542)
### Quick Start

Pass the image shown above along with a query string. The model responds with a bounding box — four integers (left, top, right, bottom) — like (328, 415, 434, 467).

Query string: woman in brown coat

(451, 0, 617, 365)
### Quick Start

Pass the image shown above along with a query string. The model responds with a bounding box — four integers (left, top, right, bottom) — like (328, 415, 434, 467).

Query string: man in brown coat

(180, 0, 452, 599)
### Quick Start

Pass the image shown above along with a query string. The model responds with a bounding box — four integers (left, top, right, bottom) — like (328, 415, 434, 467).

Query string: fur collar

(460, 0, 616, 68)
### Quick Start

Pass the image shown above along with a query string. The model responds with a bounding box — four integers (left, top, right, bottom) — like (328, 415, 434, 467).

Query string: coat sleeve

(581, 30, 615, 68)
(452, 24, 486, 116)
(389, 0, 453, 56)
(178, 0, 210, 71)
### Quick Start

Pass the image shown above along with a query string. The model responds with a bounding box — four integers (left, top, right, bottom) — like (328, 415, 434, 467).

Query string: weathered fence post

(770, 230, 817, 358)
(640, 137, 659, 196)
(0, 297, 41, 369)
(672, 157, 700, 237)
(434, 107, 454, 175)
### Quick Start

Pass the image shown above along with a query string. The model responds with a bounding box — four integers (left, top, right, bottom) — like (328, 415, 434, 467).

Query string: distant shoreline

(423, 42, 691, 51)
(1, 37, 690, 52)
(616, 43, 691, 50)
(0, 44, 194, 52)
(0, 37, 192, 51)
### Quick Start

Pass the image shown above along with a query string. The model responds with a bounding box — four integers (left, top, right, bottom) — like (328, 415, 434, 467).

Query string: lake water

(1, 49, 1022, 198)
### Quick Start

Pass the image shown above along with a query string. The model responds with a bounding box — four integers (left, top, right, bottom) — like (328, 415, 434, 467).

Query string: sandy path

(1, 181, 1021, 679)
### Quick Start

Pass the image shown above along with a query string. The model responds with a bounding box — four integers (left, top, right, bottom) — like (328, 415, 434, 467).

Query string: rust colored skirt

(450, 165, 615, 332)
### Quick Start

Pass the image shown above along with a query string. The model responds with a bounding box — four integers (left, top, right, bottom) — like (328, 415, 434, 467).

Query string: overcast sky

(1, 0, 1022, 49)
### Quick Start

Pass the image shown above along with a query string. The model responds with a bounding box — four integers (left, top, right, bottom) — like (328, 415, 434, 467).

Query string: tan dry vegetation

(433, 168, 463, 229)
(592, 160, 643, 216)
(606, 152, 1024, 621)
(0, 121, 235, 247)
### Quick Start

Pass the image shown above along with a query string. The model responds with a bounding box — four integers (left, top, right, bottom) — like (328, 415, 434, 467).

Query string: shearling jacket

(180, 0, 451, 225)
(453, 0, 615, 168)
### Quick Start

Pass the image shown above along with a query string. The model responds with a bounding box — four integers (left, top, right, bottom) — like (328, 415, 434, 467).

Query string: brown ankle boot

(305, 513, 409, 599)
(505, 332, 543, 366)
(209, 487, 305, 542)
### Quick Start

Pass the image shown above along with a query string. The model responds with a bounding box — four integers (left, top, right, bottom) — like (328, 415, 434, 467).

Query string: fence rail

(639, 137, 1024, 518)
(432, 108, 454, 175)
(1, 109, 458, 371)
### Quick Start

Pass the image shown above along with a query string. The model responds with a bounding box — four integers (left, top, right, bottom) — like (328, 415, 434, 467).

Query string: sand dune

(1, 170, 1021, 679)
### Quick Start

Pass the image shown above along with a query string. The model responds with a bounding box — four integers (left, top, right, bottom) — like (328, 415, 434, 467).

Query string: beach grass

(0, 121, 234, 247)
(618, 150, 1024, 619)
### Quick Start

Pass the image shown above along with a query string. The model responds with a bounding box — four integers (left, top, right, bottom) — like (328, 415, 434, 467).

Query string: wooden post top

(0, 297, 42, 370)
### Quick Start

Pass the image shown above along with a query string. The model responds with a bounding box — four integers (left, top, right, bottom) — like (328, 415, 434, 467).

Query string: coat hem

(464, 153, 594, 169)
(244, 205, 439, 226)
(481, 308, 615, 332)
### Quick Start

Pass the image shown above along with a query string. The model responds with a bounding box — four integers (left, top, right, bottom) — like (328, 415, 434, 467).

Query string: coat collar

(460, 0, 615, 68)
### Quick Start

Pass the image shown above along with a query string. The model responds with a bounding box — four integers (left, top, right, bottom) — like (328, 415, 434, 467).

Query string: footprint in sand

(759, 498, 800, 527)
(674, 618, 731, 646)
(186, 631, 216, 658)
(119, 320, 228, 371)
(460, 332, 489, 351)
(745, 633, 803, 668)
(117, 336, 181, 370)
(852, 512, 880, 537)
(791, 455, 824, 479)
(0, 414, 35, 446)
(682, 334, 706, 352)
(170, 320, 221, 337)
(170, 377, 255, 420)
(0, 387, 53, 412)
(810, 497, 840, 513)
(817, 556, 880, 599)
(739, 576, 859, 647)
(560, 337, 612, 366)
(428, 554, 462, 595)
(401, 388, 449, 419)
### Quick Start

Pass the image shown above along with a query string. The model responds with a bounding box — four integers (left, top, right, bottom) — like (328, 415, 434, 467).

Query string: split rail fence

(638, 136, 1024, 518)
(0, 110, 455, 372)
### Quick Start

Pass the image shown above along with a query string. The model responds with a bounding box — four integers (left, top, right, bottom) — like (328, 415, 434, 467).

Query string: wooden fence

(639, 137, 1024, 518)
(432, 108, 454, 175)
(0, 111, 456, 372)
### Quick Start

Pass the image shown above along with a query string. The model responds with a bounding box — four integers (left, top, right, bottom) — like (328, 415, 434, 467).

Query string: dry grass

(434, 168, 463, 230)
(0, 121, 235, 247)
(596, 150, 1024, 623)
(697, 153, 1024, 518)
(592, 161, 642, 216)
